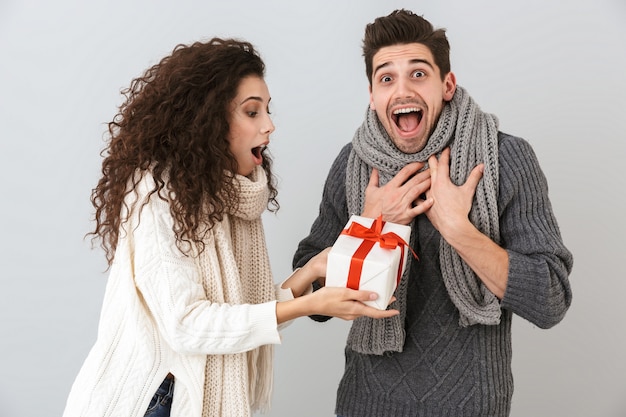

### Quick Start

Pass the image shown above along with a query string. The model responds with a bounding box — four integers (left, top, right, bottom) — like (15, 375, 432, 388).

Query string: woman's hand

(277, 255, 399, 323)
(306, 286, 399, 321)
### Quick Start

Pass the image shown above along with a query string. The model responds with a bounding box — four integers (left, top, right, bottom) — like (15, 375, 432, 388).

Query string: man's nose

(394, 77, 415, 100)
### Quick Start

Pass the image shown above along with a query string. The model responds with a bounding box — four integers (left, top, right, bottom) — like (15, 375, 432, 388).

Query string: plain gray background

(1, 0, 625, 416)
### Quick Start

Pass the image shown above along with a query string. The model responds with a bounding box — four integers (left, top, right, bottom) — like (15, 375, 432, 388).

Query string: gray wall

(1, 0, 625, 416)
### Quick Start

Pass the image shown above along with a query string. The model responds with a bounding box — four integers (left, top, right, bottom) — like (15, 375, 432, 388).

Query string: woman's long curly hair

(90, 38, 279, 266)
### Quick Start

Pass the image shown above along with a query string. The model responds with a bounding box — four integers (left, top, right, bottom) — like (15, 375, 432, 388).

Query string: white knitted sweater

(63, 166, 292, 417)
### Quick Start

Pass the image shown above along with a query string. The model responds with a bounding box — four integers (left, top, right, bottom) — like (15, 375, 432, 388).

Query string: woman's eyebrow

(239, 96, 263, 105)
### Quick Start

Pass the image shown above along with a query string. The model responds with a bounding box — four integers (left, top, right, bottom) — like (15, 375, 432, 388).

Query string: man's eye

(412, 70, 425, 78)
(381, 75, 392, 83)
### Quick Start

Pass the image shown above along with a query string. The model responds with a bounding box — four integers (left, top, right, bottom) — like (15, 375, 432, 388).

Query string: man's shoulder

(328, 142, 353, 170)
(338, 142, 353, 157)
(497, 131, 535, 157)
(498, 131, 526, 145)
(496, 131, 545, 190)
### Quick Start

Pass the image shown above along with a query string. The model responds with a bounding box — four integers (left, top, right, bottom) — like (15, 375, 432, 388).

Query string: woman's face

(228, 76, 274, 176)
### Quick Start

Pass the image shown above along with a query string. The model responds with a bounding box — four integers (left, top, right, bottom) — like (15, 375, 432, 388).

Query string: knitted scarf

(345, 86, 502, 355)
(201, 166, 275, 416)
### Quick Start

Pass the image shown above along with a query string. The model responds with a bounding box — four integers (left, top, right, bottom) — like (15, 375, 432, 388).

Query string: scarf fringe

(248, 345, 274, 413)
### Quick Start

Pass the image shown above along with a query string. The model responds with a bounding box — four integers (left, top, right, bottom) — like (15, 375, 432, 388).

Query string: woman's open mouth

(251, 145, 266, 164)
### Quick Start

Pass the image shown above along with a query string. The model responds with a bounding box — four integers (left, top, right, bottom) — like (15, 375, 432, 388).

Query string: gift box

(326, 215, 413, 310)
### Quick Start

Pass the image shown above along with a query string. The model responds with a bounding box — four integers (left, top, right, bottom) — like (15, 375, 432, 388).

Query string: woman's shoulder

(122, 169, 172, 215)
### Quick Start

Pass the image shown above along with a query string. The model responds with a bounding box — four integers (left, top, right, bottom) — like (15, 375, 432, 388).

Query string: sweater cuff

(501, 250, 544, 311)
(275, 283, 295, 302)
(275, 268, 313, 301)
(275, 269, 314, 331)
(250, 301, 282, 345)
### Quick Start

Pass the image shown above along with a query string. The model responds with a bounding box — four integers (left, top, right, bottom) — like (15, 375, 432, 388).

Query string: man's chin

(390, 135, 427, 154)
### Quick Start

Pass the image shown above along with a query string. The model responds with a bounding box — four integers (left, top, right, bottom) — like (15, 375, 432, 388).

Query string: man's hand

(425, 147, 484, 237)
(425, 147, 508, 299)
(362, 162, 433, 225)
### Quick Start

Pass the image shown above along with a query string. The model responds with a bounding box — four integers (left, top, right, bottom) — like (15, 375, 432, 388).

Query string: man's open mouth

(392, 107, 423, 132)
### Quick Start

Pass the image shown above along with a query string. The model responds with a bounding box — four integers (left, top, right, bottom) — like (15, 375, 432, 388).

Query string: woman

(62, 38, 397, 417)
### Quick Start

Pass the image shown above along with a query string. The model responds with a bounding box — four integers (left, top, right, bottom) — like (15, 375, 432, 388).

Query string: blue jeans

(144, 375, 174, 417)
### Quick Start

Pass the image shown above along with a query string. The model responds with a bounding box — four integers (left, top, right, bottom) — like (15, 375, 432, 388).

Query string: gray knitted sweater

(293, 133, 573, 417)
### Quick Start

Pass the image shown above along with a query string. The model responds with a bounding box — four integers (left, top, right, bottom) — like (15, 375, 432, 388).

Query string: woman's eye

(247, 111, 258, 117)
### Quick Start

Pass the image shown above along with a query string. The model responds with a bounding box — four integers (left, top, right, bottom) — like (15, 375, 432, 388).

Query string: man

(293, 9, 573, 417)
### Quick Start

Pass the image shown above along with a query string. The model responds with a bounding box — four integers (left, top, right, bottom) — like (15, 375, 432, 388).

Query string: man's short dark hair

(363, 9, 451, 84)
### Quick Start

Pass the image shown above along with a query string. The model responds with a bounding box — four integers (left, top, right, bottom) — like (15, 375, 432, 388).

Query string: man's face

(369, 43, 456, 154)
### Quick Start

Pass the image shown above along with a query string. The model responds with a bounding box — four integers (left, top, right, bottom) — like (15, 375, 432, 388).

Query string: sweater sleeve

(497, 134, 574, 328)
(129, 174, 281, 355)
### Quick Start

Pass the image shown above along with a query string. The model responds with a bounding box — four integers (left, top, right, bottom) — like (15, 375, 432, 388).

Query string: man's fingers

(391, 161, 423, 185)
(410, 196, 434, 216)
(428, 154, 439, 178)
(464, 163, 485, 191)
(368, 168, 380, 188)
(440, 147, 451, 163)
(438, 147, 451, 177)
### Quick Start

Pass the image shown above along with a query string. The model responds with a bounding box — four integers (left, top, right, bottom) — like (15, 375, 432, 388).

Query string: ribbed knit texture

(201, 166, 275, 417)
(293, 132, 573, 417)
(347, 86, 501, 357)
(62, 165, 282, 417)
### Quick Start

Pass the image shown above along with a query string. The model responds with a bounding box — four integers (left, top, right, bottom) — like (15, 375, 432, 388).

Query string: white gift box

(326, 215, 412, 310)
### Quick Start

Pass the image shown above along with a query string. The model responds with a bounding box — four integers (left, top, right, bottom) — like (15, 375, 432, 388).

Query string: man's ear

(443, 72, 457, 101)
(368, 84, 375, 110)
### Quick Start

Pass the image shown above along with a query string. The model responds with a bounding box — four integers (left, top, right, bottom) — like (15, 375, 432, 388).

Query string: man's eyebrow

(373, 58, 435, 75)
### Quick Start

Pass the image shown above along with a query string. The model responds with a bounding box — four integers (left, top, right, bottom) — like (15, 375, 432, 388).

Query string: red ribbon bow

(340, 215, 417, 291)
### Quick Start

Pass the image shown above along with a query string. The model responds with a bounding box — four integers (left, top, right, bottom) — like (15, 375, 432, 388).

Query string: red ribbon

(340, 215, 417, 290)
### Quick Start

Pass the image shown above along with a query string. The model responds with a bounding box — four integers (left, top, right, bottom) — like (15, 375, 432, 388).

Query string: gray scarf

(345, 86, 502, 355)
